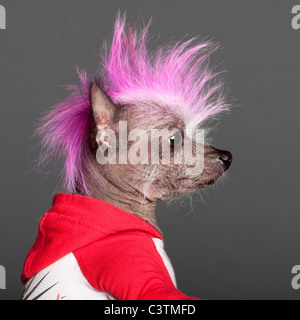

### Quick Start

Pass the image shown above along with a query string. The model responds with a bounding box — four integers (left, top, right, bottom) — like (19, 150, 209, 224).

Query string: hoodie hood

(21, 193, 163, 284)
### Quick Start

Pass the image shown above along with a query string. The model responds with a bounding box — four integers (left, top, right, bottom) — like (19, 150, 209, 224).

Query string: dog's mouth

(198, 178, 218, 188)
(177, 175, 218, 190)
(139, 146, 232, 200)
(176, 149, 232, 190)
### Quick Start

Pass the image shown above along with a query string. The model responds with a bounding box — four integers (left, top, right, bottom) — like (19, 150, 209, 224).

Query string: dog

(20, 13, 232, 300)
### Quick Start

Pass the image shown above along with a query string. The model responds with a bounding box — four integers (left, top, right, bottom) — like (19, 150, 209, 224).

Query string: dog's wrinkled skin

(87, 83, 232, 233)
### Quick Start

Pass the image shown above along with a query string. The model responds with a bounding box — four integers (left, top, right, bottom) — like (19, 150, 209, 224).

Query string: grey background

(0, 0, 299, 300)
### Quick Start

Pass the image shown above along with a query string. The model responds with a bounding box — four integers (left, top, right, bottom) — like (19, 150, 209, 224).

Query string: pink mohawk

(102, 13, 229, 126)
(37, 70, 93, 195)
(36, 13, 229, 195)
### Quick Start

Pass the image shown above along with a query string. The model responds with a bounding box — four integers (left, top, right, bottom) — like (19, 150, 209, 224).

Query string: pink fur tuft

(102, 12, 229, 126)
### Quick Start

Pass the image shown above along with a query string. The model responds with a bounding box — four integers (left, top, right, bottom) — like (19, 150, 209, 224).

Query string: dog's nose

(217, 150, 232, 169)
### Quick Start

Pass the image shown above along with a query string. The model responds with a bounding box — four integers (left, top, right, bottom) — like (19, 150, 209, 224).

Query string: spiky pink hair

(37, 13, 229, 195)
(102, 14, 228, 126)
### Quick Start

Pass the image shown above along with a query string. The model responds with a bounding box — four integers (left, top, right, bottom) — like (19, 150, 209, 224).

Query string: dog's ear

(90, 82, 117, 129)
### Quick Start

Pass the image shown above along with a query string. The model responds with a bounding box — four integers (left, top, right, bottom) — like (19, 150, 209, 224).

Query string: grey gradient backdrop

(0, 0, 299, 300)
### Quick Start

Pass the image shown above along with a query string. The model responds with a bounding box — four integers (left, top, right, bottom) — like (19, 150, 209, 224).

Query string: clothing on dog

(21, 193, 198, 300)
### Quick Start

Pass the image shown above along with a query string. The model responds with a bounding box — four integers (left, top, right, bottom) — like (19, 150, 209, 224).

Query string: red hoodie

(21, 193, 199, 300)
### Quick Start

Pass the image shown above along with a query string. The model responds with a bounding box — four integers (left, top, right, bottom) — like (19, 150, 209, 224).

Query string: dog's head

(90, 81, 232, 201)
(37, 13, 232, 201)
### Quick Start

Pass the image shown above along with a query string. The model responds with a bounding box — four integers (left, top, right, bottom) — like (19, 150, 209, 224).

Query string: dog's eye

(169, 131, 182, 148)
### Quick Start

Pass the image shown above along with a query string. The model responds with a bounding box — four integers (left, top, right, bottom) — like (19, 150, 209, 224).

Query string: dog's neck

(87, 165, 162, 236)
